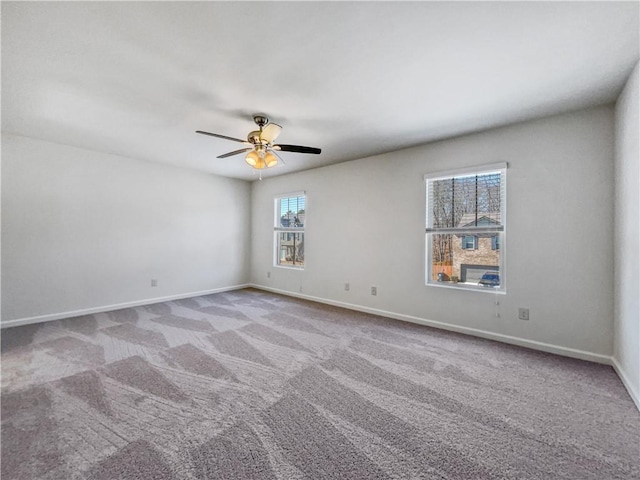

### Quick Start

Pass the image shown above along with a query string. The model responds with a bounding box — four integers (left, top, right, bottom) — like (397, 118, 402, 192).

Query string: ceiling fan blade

(260, 123, 282, 143)
(274, 144, 321, 155)
(196, 130, 247, 143)
(217, 148, 253, 159)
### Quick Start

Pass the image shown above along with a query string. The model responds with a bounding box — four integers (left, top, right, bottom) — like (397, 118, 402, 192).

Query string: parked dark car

(478, 272, 500, 287)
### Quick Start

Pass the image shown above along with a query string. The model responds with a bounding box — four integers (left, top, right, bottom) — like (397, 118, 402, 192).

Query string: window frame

(424, 163, 507, 293)
(274, 191, 306, 270)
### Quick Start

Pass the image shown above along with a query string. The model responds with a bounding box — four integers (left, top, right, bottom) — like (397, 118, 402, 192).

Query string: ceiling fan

(196, 115, 321, 171)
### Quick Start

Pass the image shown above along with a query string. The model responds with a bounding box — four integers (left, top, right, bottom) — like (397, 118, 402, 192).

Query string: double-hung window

(274, 192, 306, 268)
(425, 163, 506, 291)
(462, 235, 478, 250)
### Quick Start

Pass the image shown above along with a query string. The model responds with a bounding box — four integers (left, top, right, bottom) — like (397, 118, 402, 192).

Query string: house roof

(458, 213, 501, 228)
(281, 212, 305, 227)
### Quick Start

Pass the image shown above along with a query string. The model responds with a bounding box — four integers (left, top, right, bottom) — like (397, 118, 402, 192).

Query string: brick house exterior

(451, 213, 500, 281)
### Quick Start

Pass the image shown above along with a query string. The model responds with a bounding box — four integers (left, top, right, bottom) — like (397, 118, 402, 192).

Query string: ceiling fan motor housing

(247, 131, 262, 144)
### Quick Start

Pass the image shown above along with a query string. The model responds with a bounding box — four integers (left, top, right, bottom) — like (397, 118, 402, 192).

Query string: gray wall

(252, 106, 615, 360)
(1, 133, 251, 323)
(614, 61, 640, 407)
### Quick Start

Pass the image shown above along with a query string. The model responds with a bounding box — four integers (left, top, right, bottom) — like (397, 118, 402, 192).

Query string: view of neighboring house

(433, 213, 501, 284)
(278, 211, 305, 266)
(451, 213, 501, 283)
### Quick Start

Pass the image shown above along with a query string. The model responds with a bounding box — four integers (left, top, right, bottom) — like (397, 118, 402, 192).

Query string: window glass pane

(431, 232, 501, 286)
(431, 233, 454, 282)
(426, 165, 505, 291)
(277, 196, 306, 228)
(275, 193, 306, 269)
(429, 172, 501, 229)
(462, 235, 477, 249)
(277, 232, 305, 267)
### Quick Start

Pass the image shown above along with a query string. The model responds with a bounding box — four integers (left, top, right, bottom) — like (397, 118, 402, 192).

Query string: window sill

(426, 281, 506, 294)
(274, 264, 304, 270)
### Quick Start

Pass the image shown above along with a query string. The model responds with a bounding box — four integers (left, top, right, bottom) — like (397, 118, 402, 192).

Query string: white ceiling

(2, 2, 638, 181)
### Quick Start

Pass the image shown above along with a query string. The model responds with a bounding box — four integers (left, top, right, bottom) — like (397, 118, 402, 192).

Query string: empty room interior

(1, 2, 639, 479)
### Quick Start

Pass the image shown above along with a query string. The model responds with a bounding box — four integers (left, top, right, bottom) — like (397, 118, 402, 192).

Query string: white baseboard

(0, 284, 251, 329)
(611, 357, 640, 411)
(251, 284, 612, 365)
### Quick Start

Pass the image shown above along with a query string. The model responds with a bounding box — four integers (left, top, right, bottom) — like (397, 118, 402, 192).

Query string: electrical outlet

(151, 279, 158, 287)
(345, 283, 350, 291)
(267, 271, 271, 278)
(371, 286, 377, 296)
(518, 308, 529, 321)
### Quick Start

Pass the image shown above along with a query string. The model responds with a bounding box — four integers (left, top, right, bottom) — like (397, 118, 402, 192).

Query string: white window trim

(423, 162, 507, 181)
(274, 191, 306, 270)
(424, 163, 507, 293)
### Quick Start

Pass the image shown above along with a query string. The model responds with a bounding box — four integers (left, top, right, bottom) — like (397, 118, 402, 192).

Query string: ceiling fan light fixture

(245, 150, 259, 167)
(265, 151, 278, 168)
(245, 149, 278, 169)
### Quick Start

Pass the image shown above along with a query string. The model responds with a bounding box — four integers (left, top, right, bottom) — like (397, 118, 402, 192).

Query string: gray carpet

(1, 288, 638, 479)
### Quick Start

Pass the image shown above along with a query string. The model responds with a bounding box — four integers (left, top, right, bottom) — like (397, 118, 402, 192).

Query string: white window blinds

(275, 194, 306, 230)
(426, 163, 506, 235)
